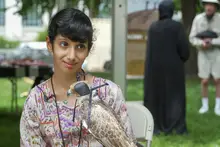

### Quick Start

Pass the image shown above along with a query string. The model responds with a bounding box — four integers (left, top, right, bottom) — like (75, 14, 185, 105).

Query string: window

(0, 0, 5, 26)
(22, 5, 42, 26)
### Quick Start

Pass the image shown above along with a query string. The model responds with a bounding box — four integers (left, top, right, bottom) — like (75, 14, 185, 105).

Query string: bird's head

(67, 81, 91, 97)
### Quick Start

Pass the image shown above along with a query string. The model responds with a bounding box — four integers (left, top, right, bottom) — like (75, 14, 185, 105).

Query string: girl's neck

(52, 72, 77, 91)
(52, 69, 85, 93)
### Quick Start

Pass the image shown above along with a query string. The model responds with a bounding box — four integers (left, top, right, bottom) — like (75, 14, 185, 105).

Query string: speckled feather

(76, 94, 137, 147)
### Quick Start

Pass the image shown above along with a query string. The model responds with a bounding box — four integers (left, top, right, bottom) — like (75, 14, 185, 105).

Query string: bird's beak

(67, 89, 72, 96)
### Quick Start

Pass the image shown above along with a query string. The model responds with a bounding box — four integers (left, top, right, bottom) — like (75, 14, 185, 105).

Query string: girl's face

(46, 35, 89, 74)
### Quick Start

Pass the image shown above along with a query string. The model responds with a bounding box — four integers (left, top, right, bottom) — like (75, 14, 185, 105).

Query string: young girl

(20, 8, 136, 146)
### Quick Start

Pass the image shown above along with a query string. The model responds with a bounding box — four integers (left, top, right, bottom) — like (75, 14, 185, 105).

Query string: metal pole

(146, 141, 151, 147)
(111, 0, 127, 98)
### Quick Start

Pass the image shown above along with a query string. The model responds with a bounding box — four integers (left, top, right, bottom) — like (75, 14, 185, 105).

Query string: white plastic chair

(126, 102, 154, 147)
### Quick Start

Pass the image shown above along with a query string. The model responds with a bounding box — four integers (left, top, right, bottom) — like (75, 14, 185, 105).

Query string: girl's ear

(46, 36, 53, 55)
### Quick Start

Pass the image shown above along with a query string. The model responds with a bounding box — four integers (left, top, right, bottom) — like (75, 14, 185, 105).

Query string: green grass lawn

(0, 73, 220, 147)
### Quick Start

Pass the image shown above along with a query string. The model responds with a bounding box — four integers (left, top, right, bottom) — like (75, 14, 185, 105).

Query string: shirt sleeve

(113, 86, 137, 144)
(20, 91, 46, 147)
(189, 16, 203, 49)
(212, 37, 220, 47)
(102, 81, 137, 144)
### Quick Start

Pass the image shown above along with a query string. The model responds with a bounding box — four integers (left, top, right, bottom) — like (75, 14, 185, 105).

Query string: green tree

(14, 0, 104, 18)
(84, 0, 109, 17)
(173, 0, 203, 14)
(173, 0, 181, 11)
(13, 0, 81, 18)
(15, 0, 56, 18)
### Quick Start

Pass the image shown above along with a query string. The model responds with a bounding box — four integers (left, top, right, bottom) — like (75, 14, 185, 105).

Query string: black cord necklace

(51, 77, 65, 146)
(50, 70, 86, 147)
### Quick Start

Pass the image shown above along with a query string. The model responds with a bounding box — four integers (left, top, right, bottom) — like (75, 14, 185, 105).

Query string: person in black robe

(143, 0, 190, 135)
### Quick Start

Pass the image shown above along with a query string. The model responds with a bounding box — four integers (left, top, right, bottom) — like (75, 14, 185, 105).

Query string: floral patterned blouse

(20, 77, 136, 147)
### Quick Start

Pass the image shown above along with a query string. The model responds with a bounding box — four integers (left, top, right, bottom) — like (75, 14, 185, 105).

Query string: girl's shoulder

(92, 76, 120, 90)
(24, 79, 51, 108)
(92, 76, 123, 99)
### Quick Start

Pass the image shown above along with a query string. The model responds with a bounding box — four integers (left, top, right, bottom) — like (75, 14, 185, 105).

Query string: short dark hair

(48, 8, 94, 50)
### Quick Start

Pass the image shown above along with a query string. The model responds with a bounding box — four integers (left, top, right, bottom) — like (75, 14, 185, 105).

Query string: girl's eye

(76, 44, 86, 50)
(60, 41, 68, 47)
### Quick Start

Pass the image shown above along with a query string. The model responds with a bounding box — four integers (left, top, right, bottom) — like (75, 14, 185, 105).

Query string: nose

(67, 47, 76, 61)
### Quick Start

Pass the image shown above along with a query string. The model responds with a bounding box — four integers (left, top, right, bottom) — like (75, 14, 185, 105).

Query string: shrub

(0, 36, 20, 49)
(35, 29, 47, 41)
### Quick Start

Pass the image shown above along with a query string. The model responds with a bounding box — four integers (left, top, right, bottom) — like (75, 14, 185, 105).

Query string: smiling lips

(63, 61, 76, 69)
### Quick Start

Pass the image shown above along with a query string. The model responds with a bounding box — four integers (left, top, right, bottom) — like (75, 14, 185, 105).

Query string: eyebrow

(57, 37, 87, 45)
(57, 36, 67, 40)
(56, 35, 88, 44)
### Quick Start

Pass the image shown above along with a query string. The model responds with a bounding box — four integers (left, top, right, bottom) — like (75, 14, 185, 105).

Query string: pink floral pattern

(20, 77, 136, 147)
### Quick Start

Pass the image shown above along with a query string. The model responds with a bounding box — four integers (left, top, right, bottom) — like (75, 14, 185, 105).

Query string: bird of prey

(67, 81, 137, 147)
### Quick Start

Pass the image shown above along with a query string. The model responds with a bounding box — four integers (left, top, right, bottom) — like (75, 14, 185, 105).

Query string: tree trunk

(181, 0, 197, 33)
(181, 0, 198, 76)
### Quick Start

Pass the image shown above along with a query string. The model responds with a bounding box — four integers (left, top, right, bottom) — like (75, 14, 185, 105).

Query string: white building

(0, 0, 51, 41)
